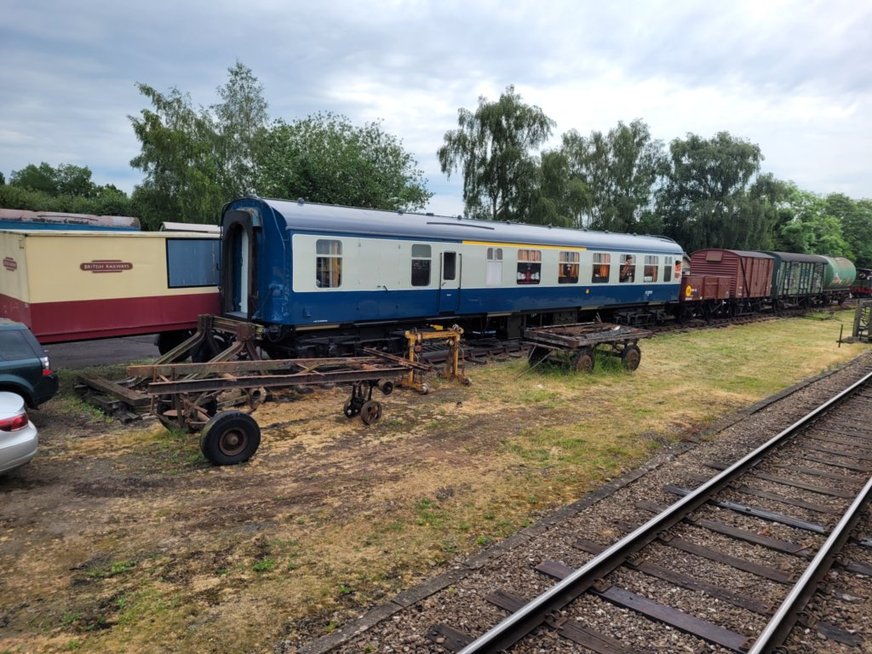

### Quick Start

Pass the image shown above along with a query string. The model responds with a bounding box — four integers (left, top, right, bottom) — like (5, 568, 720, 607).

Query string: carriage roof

(228, 197, 685, 255)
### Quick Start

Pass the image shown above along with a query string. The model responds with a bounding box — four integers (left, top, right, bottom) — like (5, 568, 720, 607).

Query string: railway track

(430, 368, 872, 653)
(290, 356, 872, 654)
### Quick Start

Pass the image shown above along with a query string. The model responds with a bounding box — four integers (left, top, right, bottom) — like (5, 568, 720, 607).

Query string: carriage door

(222, 211, 256, 319)
(438, 251, 461, 314)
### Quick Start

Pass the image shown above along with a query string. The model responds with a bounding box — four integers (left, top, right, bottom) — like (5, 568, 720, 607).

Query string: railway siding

(295, 353, 872, 654)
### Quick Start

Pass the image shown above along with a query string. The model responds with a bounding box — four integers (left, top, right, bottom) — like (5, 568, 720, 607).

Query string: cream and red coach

(0, 230, 219, 343)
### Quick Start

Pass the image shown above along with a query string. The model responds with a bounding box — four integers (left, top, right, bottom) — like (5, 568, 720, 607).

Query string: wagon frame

(524, 322, 652, 372)
(77, 315, 430, 465)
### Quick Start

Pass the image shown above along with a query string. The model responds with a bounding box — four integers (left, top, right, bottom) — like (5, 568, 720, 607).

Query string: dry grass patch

(0, 312, 867, 653)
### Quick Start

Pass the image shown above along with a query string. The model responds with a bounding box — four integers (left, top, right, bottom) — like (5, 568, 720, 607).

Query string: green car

(0, 321, 59, 408)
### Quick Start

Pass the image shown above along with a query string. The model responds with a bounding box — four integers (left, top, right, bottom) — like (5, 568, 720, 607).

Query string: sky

(1, 0, 870, 218)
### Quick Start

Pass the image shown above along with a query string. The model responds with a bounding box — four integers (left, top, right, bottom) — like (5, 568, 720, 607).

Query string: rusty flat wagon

(525, 322, 652, 372)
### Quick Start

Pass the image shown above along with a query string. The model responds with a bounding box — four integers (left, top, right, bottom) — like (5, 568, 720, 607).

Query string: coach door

(222, 210, 256, 319)
(438, 251, 461, 314)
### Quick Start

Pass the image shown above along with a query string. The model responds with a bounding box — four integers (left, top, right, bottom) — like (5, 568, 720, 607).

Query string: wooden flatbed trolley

(524, 322, 652, 372)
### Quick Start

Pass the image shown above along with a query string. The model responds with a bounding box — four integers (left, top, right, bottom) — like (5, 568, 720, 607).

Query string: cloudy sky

(1, 0, 869, 217)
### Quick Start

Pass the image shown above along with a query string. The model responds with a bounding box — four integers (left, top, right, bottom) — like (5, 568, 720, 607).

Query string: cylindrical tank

(821, 256, 856, 290)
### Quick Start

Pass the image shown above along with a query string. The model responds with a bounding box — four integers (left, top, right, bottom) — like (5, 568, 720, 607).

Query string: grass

(3, 312, 868, 654)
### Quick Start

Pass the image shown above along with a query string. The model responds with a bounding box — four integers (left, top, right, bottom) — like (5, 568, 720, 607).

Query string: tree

(526, 150, 590, 228)
(9, 162, 97, 198)
(825, 193, 872, 267)
(254, 112, 430, 211)
(438, 85, 555, 221)
(213, 61, 269, 197)
(774, 186, 850, 256)
(0, 171, 5, 185)
(129, 62, 268, 227)
(561, 119, 667, 233)
(657, 132, 767, 251)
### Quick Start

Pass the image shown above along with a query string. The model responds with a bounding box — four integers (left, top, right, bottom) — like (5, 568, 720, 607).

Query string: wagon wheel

(573, 348, 595, 373)
(360, 400, 382, 425)
(199, 411, 261, 465)
(621, 344, 642, 371)
(343, 399, 360, 418)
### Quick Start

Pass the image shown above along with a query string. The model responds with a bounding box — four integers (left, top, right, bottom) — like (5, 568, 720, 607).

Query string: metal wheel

(621, 344, 642, 371)
(199, 411, 261, 465)
(573, 348, 595, 373)
(379, 380, 394, 396)
(343, 399, 359, 418)
(360, 400, 382, 425)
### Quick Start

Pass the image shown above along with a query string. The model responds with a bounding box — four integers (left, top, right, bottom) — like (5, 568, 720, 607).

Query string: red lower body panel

(0, 292, 220, 343)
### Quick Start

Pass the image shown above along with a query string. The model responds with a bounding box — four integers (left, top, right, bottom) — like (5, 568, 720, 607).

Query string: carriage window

(486, 247, 503, 286)
(705, 251, 723, 262)
(316, 239, 342, 288)
(592, 252, 610, 283)
(516, 249, 541, 285)
(442, 252, 457, 280)
(558, 251, 579, 284)
(167, 238, 219, 288)
(663, 257, 672, 282)
(411, 244, 431, 286)
(644, 255, 658, 282)
(619, 254, 636, 283)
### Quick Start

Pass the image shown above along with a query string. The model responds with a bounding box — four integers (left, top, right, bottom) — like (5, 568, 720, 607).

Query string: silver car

(0, 392, 38, 474)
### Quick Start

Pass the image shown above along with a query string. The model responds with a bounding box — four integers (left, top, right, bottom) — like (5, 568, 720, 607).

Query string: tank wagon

(0, 229, 219, 343)
(820, 256, 856, 302)
(220, 197, 686, 355)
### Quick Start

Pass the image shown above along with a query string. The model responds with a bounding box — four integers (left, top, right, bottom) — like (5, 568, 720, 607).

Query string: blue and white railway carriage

(221, 198, 684, 346)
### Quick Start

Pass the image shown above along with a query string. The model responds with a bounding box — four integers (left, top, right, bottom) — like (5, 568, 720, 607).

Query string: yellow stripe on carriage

(462, 240, 586, 252)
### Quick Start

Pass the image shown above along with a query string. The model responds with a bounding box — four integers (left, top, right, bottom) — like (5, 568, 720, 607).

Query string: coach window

(662, 257, 672, 282)
(516, 249, 541, 285)
(411, 244, 431, 286)
(558, 251, 579, 284)
(591, 252, 610, 283)
(316, 239, 342, 288)
(486, 247, 503, 286)
(619, 254, 636, 283)
(644, 255, 658, 282)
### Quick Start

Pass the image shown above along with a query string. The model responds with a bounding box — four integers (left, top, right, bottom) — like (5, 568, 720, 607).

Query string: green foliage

(525, 150, 589, 227)
(129, 61, 268, 228)
(0, 182, 134, 217)
(255, 112, 430, 211)
(825, 193, 872, 266)
(438, 85, 555, 221)
(774, 186, 851, 256)
(10, 162, 97, 198)
(658, 132, 780, 251)
(561, 119, 667, 232)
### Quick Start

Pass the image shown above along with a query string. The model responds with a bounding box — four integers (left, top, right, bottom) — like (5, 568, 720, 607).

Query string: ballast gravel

(281, 353, 872, 654)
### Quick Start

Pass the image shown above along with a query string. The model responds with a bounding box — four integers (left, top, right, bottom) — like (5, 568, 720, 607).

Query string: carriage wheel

(621, 344, 642, 371)
(200, 411, 261, 465)
(573, 348, 595, 373)
(360, 400, 382, 425)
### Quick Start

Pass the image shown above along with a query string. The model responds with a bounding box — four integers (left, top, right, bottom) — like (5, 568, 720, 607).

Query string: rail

(456, 369, 872, 653)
